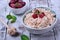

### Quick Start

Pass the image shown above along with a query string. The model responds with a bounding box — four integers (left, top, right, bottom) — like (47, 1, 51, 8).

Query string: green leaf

(6, 14, 17, 23)
(11, 19, 16, 23)
(12, 16, 17, 20)
(21, 35, 29, 40)
(11, 16, 17, 23)
(34, 9, 40, 14)
(6, 15, 12, 20)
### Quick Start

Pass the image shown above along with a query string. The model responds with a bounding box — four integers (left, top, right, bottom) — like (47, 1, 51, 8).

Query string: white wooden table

(0, 0, 60, 40)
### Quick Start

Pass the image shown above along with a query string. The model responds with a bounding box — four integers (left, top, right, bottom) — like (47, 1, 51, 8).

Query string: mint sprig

(34, 9, 40, 14)
(6, 14, 17, 23)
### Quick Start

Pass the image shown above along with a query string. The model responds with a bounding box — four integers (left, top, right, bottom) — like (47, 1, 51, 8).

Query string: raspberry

(9, 3, 15, 8)
(39, 12, 45, 18)
(32, 14, 38, 19)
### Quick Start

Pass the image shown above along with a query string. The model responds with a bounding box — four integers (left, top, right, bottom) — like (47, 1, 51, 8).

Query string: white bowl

(8, 4, 28, 14)
(7, 0, 29, 14)
(22, 7, 57, 34)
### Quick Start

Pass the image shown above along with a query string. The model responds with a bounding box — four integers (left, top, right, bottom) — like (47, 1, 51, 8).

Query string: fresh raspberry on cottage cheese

(24, 8, 56, 28)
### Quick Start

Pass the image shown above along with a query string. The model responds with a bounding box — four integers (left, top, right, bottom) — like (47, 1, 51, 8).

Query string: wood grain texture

(0, 0, 60, 40)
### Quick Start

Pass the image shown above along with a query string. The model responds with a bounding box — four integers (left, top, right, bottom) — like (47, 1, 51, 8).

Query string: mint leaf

(11, 16, 17, 23)
(12, 16, 17, 20)
(11, 19, 16, 23)
(11, 16, 16, 23)
(6, 15, 12, 20)
(6, 14, 17, 23)
(34, 9, 40, 14)
(21, 35, 29, 40)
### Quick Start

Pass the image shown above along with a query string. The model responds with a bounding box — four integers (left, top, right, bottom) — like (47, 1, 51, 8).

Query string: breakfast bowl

(22, 7, 57, 34)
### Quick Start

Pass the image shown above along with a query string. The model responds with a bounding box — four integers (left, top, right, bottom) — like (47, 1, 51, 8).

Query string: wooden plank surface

(6, 0, 56, 40)
(0, 0, 60, 40)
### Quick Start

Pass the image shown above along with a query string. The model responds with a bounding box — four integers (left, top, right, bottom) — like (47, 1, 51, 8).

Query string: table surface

(0, 0, 60, 40)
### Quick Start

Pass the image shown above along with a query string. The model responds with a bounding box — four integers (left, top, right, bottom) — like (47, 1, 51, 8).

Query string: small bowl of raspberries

(8, 0, 28, 14)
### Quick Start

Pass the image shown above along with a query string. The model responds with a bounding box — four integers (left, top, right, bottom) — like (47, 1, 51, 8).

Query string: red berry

(32, 14, 38, 19)
(39, 12, 45, 18)
(10, 0, 18, 3)
(21, 2, 26, 7)
(42, 12, 45, 16)
(9, 3, 15, 8)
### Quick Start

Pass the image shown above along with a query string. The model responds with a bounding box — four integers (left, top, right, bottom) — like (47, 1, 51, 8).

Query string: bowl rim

(22, 7, 57, 30)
